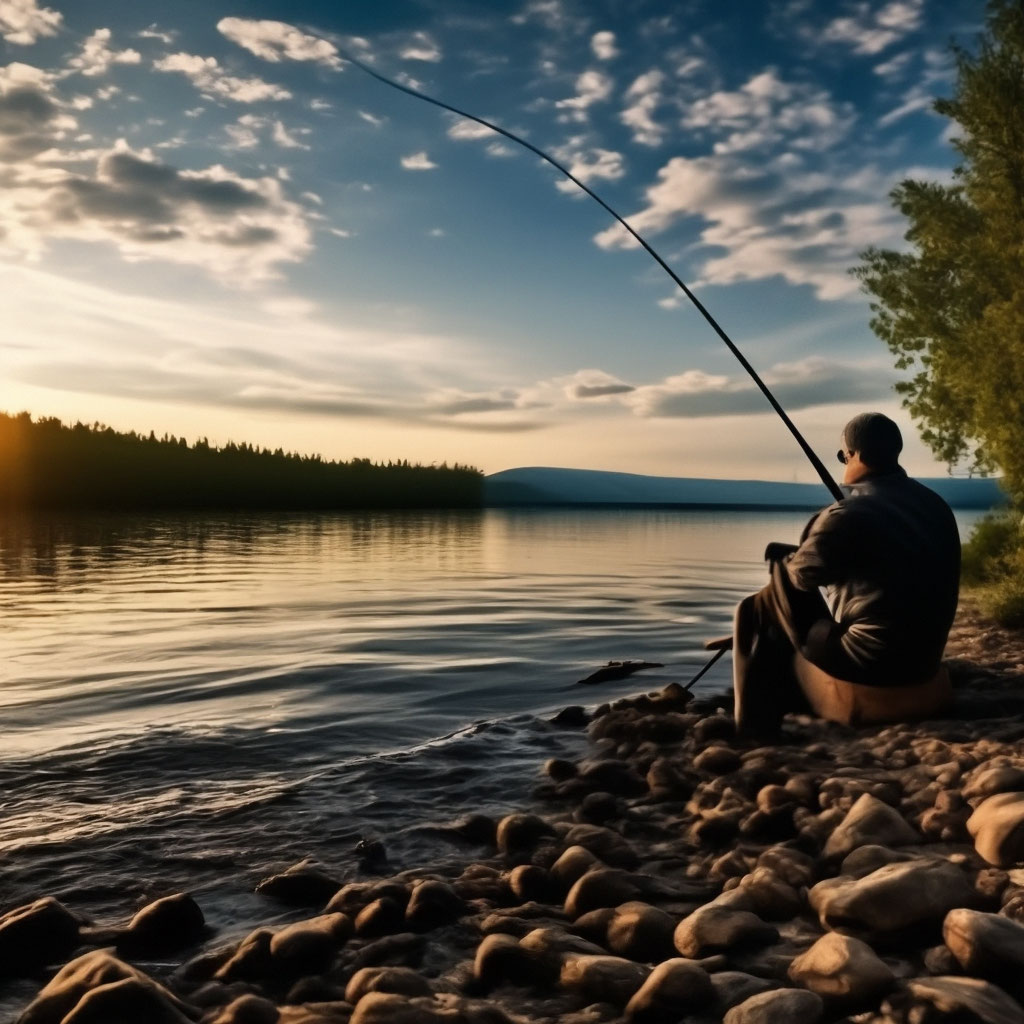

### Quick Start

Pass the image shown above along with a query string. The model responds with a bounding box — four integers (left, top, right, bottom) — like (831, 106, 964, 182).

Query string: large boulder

(559, 954, 650, 1008)
(787, 931, 895, 1004)
(723, 988, 824, 1024)
(118, 893, 206, 957)
(255, 859, 341, 906)
(269, 913, 351, 977)
(404, 881, 465, 931)
(674, 905, 778, 959)
(943, 908, 1024, 981)
(17, 950, 196, 1024)
(565, 869, 643, 919)
(968, 792, 1024, 868)
(606, 902, 677, 962)
(624, 959, 714, 1022)
(823, 793, 920, 860)
(809, 858, 977, 941)
(0, 897, 80, 977)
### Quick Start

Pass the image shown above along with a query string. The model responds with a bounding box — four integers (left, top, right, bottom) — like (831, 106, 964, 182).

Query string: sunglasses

(837, 449, 851, 465)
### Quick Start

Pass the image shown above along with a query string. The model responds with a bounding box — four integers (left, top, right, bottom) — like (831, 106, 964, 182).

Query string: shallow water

(0, 506, 986, 1009)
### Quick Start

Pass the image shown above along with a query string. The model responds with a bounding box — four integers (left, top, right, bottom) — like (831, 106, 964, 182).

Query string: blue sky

(0, 0, 981, 481)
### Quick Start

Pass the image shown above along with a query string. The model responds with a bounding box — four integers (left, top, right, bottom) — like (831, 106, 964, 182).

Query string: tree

(854, 0, 1024, 501)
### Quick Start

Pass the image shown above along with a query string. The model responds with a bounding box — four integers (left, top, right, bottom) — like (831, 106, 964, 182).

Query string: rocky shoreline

(5, 599, 1024, 1024)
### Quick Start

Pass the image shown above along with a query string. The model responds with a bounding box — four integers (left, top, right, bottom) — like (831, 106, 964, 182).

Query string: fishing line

(336, 45, 844, 502)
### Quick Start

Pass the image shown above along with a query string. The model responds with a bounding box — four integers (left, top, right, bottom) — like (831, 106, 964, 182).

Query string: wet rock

(723, 988, 823, 1024)
(923, 942, 962, 975)
(118, 893, 207, 957)
(0, 897, 80, 978)
(350, 932, 426, 969)
(605, 902, 676, 963)
(755, 847, 816, 888)
(579, 760, 647, 797)
(710, 972, 776, 1012)
(578, 792, 620, 825)
(214, 929, 274, 983)
(17, 950, 196, 1024)
(787, 931, 895, 1004)
(348, 992, 441, 1024)
(563, 823, 639, 869)
(887, 976, 1024, 1024)
(496, 813, 556, 856)
(624, 958, 714, 1022)
(809, 858, 977, 940)
(964, 766, 1024, 802)
(645, 758, 691, 800)
(551, 846, 602, 892)
(565, 869, 643, 919)
(255, 859, 341, 907)
(404, 881, 465, 931)
(546, 758, 578, 782)
(694, 716, 735, 744)
(520, 926, 606, 959)
(453, 865, 509, 903)
(552, 705, 589, 727)
(270, 913, 351, 976)
(673, 905, 778, 959)
(968, 792, 1024, 867)
(823, 793, 920, 860)
(737, 869, 802, 921)
(326, 881, 408, 918)
(473, 934, 536, 989)
(839, 844, 919, 879)
(559, 954, 650, 1007)
(448, 814, 498, 846)
(208, 994, 279, 1024)
(345, 966, 432, 1004)
(944, 907, 1024, 981)
(356, 898, 406, 938)
(508, 864, 555, 903)
(694, 746, 742, 776)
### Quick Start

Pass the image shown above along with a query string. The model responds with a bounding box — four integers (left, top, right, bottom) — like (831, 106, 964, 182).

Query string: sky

(0, 0, 984, 484)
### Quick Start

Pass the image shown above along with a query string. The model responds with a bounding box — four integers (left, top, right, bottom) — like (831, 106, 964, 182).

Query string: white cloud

(154, 53, 292, 104)
(486, 142, 514, 158)
(511, 0, 588, 34)
(272, 120, 310, 150)
(138, 24, 176, 45)
(401, 31, 442, 62)
(621, 69, 665, 146)
(67, 29, 142, 78)
(401, 150, 437, 170)
(311, 98, 333, 112)
(555, 69, 613, 122)
(563, 368, 634, 400)
(359, 110, 386, 127)
(429, 227, 445, 237)
(552, 143, 625, 194)
(224, 114, 311, 150)
(0, 136, 313, 282)
(216, 17, 342, 69)
(593, 153, 905, 301)
(820, 0, 924, 55)
(590, 31, 618, 60)
(447, 116, 498, 140)
(0, 0, 61, 45)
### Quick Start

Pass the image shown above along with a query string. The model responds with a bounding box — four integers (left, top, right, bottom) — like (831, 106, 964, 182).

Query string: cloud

(1, 138, 312, 281)
(0, 0, 61, 45)
(552, 141, 625, 194)
(138, 24, 176, 45)
(401, 31, 442, 62)
(153, 53, 291, 104)
(223, 114, 310, 150)
(591, 30, 617, 60)
(67, 29, 142, 77)
(401, 150, 437, 170)
(563, 369, 634, 399)
(820, 0, 924, 55)
(511, 0, 589, 35)
(272, 120, 310, 150)
(555, 69, 613, 122)
(626, 357, 894, 418)
(447, 116, 498, 140)
(621, 69, 665, 146)
(359, 109, 386, 127)
(593, 152, 905, 301)
(0, 61, 76, 163)
(216, 17, 342, 69)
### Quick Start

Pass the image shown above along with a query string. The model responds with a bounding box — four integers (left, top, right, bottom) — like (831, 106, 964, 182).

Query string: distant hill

(485, 467, 1005, 510)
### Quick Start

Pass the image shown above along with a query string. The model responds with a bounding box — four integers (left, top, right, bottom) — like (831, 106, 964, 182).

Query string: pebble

(968, 792, 1024, 867)
(723, 987, 824, 1024)
(787, 931, 895, 1004)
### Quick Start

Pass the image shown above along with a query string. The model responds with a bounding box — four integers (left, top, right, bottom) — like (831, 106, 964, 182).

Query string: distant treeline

(0, 412, 483, 510)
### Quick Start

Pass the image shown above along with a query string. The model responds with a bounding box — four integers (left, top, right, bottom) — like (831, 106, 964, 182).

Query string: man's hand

(764, 541, 798, 563)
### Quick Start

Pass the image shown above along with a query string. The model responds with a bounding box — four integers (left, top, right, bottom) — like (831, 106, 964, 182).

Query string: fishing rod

(336, 46, 845, 503)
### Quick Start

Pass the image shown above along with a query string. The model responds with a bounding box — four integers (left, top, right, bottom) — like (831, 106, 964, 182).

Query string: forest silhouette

(0, 412, 483, 510)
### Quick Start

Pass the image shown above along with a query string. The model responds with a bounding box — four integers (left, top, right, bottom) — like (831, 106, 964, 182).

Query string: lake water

(0, 506, 987, 1008)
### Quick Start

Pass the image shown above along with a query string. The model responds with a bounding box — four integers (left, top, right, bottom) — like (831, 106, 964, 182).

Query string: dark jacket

(783, 468, 960, 686)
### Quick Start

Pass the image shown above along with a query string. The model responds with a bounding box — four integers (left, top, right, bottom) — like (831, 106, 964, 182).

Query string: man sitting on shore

(729, 412, 961, 734)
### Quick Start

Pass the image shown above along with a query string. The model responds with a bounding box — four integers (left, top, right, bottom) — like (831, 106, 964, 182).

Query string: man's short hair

(843, 412, 903, 469)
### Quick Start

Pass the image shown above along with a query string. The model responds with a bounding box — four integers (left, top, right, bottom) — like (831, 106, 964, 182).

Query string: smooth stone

(824, 793, 920, 860)
(563, 823, 639, 869)
(345, 966, 432, 1004)
(269, 913, 351, 976)
(551, 846, 602, 892)
(118, 893, 206, 956)
(809, 858, 978, 939)
(207, 994, 280, 1024)
(737, 869, 802, 921)
(605, 902, 677, 963)
(350, 932, 426, 969)
(17, 950, 196, 1024)
(895, 976, 1024, 1024)
(944, 907, 1024, 979)
(559, 954, 650, 1008)
(214, 930, 274, 983)
(839, 844, 919, 879)
(964, 767, 1024, 802)
(496, 813, 556, 855)
(508, 864, 555, 903)
(348, 992, 445, 1024)
(565, 869, 643, 919)
(723, 988, 823, 1024)
(355, 898, 406, 937)
(0, 897, 80, 977)
(755, 847, 816, 889)
(968, 792, 1024, 867)
(473, 934, 537, 988)
(787, 931, 896, 1003)
(404, 881, 465, 930)
(694, 746, 741, 775)
(673, 906, 778, 958)
(624, 958, 714, 1022)
(326, 881, 408, 917)
(520, 926, 606, 959)
(255, 859, 341, 906)
(710, 972, 776, 1012)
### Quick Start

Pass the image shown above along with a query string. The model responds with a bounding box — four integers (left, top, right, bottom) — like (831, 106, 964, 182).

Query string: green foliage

(0, 411, 483, 511)
(854, 0, 1024, 502)
(961, 511, 1024, 625)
